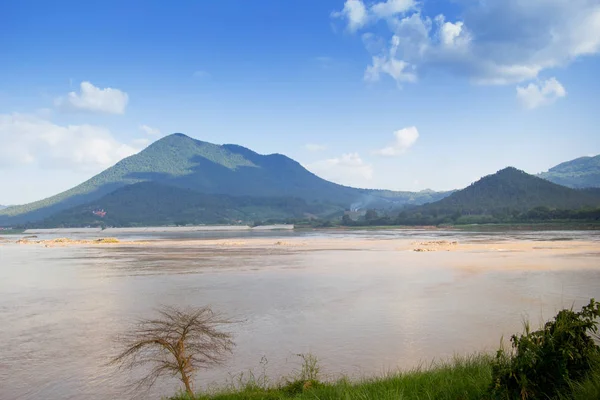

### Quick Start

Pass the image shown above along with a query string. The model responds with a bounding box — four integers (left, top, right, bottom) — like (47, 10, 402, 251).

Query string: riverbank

(171, 354, 600, 400)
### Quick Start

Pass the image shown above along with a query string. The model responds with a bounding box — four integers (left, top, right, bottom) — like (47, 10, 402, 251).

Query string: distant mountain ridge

(538, 155, 600, 188)
(394, 167, 600, 226)
(420, 167, 600, 214)
(0, 133, 451, 226)
(0, 205, 6, 210)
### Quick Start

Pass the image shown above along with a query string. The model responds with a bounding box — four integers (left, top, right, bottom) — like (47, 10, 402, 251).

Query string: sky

(1, 0, 600, 205)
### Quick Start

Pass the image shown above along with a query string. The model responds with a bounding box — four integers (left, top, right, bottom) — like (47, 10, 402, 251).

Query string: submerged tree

(111, 306, 235, 396)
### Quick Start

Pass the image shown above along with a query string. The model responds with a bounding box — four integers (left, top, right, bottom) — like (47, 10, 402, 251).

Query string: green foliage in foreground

(170, 357, 600, 400)
(171, 356, 600, 400)
(174, 355, 495, 400)
(491, 299, 600, 400)
(169, 301, 600, 400)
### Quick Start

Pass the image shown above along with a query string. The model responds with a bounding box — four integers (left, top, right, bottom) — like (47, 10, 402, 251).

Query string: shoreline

(7, 234, 600, 263)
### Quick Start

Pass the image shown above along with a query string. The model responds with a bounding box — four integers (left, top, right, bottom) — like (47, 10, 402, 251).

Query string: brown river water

(1, 229, 599, 399)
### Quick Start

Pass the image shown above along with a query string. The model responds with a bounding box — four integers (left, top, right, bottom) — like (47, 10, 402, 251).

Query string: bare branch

(110, 305, 235, 397)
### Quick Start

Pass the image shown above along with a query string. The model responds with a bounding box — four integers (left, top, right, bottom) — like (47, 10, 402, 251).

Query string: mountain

(419, 167, 600, 215)
(0, 205, 6, 210)
(389, 167, 600, 225)
(40, 182, 336, 227)
(538, 155, 600, 188)
(0, 133, 450, 226)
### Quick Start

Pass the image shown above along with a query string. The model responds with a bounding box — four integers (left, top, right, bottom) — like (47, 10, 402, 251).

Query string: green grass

(172, 355, 495, 400)
(169, 354, 600, 400)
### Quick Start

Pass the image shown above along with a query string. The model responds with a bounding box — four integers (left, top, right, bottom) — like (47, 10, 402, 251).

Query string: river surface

(1, 229, 599, 400)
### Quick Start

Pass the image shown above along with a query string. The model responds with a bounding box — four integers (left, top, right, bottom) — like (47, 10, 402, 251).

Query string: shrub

(491, 299, 600, 399)
(280, 353, 322, 396)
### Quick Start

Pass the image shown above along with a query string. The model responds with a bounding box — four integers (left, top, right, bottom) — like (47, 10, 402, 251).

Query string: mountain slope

(40, 182, 334, 227)
(538, 155, 600, 188)
(0, 133, 450, 225)
(418, 167, 600, 215)
(0, 205, 6, 210)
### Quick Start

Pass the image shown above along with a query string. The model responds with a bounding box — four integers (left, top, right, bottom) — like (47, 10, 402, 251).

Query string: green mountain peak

(1, 133, 451, 226)
(538, 155, 600, 188)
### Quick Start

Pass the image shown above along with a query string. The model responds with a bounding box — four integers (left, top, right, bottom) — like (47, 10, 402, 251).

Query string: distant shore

(22, 224, 295, 235)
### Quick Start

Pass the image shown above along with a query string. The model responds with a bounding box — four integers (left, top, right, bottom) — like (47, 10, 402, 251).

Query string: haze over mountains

(1, 133, 599, 228)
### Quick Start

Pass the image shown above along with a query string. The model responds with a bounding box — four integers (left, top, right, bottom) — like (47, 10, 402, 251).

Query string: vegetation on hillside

(423, 167, 600, 212)
(539, 155, 600, 188)
(0, 133, 449, 226)
(343, 168, 600, 227)
(38, 182, 340, 228)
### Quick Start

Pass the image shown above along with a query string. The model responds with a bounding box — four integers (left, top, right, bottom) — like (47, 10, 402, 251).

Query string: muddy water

(1, 230, 599, 400)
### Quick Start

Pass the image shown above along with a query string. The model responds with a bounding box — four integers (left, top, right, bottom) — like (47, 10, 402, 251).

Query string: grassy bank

(172, 355, 600, 400)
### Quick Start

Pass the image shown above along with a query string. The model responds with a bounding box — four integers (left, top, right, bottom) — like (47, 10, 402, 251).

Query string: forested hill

(40, 182, 337, 228)
(538, 155, 600, 188)
(418, 167, 600, 215)
(0, 133, 450, 226)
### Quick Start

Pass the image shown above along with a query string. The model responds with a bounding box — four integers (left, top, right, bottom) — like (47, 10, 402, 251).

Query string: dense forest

(39, 182, 340, 228)
(342, 168, 600, 226)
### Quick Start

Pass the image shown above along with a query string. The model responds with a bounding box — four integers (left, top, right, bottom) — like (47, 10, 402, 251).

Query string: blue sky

(1, 0, 600, 204)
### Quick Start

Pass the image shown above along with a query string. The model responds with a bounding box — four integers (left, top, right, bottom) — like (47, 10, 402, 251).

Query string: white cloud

(306, 153, 373, 186)
(305, 143, 328, 152)
(140, 124, 161, 136)
(371, 0, 416, 19)
(333, 0, 415, 32)
(54, 81, 129, 114)
(516, 77, 567, 109)
(435, 15, 471, 49)
(373, 126, 419, 156)
(0, 113, 139, 172)
(331, 0, 368, 32)
(333, 0, 600, 86)
(364, 35, 417, 85)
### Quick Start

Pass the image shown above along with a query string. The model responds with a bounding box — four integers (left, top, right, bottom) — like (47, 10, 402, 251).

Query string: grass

(172, 355, 495, 400)
(170, 354, 600, 400)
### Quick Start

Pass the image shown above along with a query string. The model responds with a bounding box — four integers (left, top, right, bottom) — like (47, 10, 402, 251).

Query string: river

(1, 229, 599, 399)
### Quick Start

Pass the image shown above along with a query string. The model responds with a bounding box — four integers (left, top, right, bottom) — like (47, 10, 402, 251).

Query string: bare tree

(111, 306, 235, 396)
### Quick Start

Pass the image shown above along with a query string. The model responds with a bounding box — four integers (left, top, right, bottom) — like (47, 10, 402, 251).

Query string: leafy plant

(491, 299, 600, 399)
